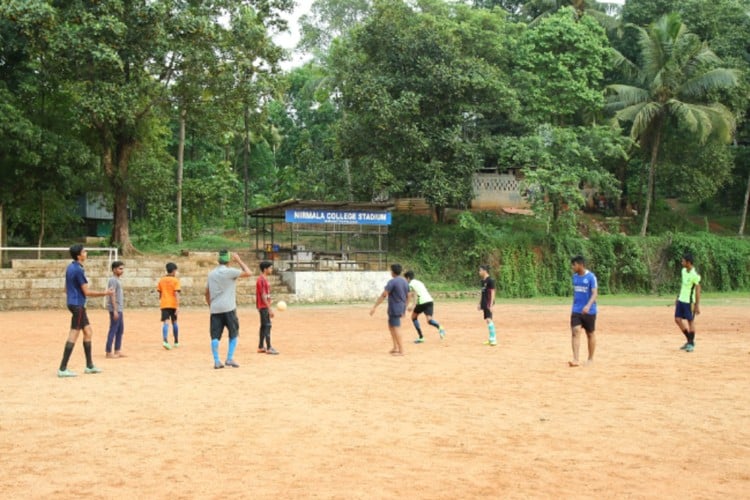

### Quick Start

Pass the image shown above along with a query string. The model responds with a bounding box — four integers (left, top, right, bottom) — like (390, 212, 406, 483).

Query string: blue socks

(173, 322, 179, 344)
(227, 337, 238, 361)
(488, 321, 496, 342)
(162, 323, 168, 342)
(428, 319, 440, 329)
(412, 319, 423, 337)
(211, 339, 220, 364)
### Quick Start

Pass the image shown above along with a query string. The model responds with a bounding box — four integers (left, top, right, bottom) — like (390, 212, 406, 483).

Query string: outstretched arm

(370, 290, 388, 316)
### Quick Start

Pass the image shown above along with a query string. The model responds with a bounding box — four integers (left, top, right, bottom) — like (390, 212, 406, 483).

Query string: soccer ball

(276, 300, 287, 311)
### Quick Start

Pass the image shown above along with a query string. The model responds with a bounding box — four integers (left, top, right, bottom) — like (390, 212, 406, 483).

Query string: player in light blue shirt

(569, 255, 598, 367)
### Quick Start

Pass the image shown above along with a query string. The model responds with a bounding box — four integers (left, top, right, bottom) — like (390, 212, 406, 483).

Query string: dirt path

(0, 301, 748, 499)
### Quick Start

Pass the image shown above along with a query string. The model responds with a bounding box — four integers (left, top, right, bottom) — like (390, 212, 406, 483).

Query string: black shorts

(482, 307, 493, 320)
(68, 305, 90, 330)
(571, 313, 596, 333)
(413, 302, 434, 316)
(210, 310, 239, 340)
(161, 308, 178, 322)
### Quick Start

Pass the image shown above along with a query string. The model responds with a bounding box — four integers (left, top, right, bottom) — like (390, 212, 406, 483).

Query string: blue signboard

(285, 209, 391, 225)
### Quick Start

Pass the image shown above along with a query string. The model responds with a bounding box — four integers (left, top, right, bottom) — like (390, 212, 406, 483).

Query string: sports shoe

(266, 347, 280, 355)
(173, 343, 180, 348)
(57, 369, 77, 378)
(257, 348, 266, 353)
(685, 343, 695, 352)
(439, 328, 446, 339)
(214, 362, 224, 369)
(484, 340, 497, 346)
(414, 338, 425, 344)
(84, 366, 102, 374)
(225, 359, 240, 368)
(680, 343, 689, 350)
(162, 342, 172, 350)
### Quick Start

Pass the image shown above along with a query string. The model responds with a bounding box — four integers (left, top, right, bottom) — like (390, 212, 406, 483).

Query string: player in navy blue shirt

(57, 244, 114, 378)
(569, 255, 598, 367)
(370, 263, 410, 355)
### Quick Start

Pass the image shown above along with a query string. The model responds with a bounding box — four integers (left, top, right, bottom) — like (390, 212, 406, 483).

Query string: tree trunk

(103, 141, 137, 255)
(176, 108, 186, 244)
(0, 203, 6, 267)
(343, 159, 353, 201)
(739, 168, 750, 236)
(37, 194, 45, 259)
(243, 105, 250, 229)
(434, 206, 446, 223)
(639, 127, 662, 237)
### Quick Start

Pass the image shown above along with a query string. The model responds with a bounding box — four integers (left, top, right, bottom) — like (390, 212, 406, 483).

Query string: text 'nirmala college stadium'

(285, 210, 392, 225)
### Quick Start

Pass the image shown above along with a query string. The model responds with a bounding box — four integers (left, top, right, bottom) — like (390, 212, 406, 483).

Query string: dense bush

(391, 213, 750, 297)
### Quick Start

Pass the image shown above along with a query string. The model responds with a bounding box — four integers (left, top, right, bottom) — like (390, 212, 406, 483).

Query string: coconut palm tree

(606, 13, 739, 236)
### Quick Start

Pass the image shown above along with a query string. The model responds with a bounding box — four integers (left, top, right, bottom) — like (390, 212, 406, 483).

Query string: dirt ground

(0, 299, 748, 499)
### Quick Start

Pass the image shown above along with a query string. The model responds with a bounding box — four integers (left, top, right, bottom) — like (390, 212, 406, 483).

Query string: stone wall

(280, 270, 391, 303)
(0, 254, 291, 311)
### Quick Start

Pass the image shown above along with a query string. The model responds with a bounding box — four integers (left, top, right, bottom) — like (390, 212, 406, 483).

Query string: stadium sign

(285, 209, 391, 225)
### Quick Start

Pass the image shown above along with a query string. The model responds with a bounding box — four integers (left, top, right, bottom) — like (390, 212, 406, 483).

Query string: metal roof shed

(248, 200, 395, 271)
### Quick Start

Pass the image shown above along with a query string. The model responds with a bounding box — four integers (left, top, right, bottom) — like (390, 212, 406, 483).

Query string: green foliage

(519, 125, 623, 232)
(391, 212, 750, 297)
(331, 0, 521, 218)
(515, 7, 612, 126)
(268, 65, 351, 200)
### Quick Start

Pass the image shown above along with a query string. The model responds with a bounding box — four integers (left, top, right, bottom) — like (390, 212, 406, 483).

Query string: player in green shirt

(674, 253, 701, 352)
(404, 271, 445, 343)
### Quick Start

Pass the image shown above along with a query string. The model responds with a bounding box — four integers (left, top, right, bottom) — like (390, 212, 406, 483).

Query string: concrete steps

(0, 252, 293, 311)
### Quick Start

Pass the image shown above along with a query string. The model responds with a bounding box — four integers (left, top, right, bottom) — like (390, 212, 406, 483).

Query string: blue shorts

(675, 301, 695, 321)
(388, 315, 402, 327)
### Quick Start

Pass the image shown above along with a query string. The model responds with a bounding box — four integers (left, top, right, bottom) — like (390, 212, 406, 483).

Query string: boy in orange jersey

(157, 262, 181, 349)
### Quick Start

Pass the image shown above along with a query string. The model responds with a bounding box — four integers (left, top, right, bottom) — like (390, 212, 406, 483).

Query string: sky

(273, 0, 315, 70)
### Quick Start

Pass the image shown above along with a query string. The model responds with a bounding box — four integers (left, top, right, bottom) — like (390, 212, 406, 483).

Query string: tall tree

(0, 0, 96, 246)
(515, 6, 612, 126)
(30, 0, 290, 254)
(169, 3, 228, 244)
(266, 64, 353, 201)
(332, 0, 520, 221)
(607, 13, 739, 236)
(223, 3, 287, 227)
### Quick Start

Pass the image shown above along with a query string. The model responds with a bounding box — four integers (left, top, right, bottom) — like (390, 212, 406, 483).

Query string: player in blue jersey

(569, 255, 598, 367)
(57, 244, 114, 377)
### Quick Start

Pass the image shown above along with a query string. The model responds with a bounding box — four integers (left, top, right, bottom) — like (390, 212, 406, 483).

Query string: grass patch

(432, 292, 750, 308)
(135, 233, 248, 254)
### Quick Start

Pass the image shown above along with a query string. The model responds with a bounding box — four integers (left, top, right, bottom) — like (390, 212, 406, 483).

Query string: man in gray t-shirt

(205, 250, 252, 369)
(105, 261, 125, 357)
